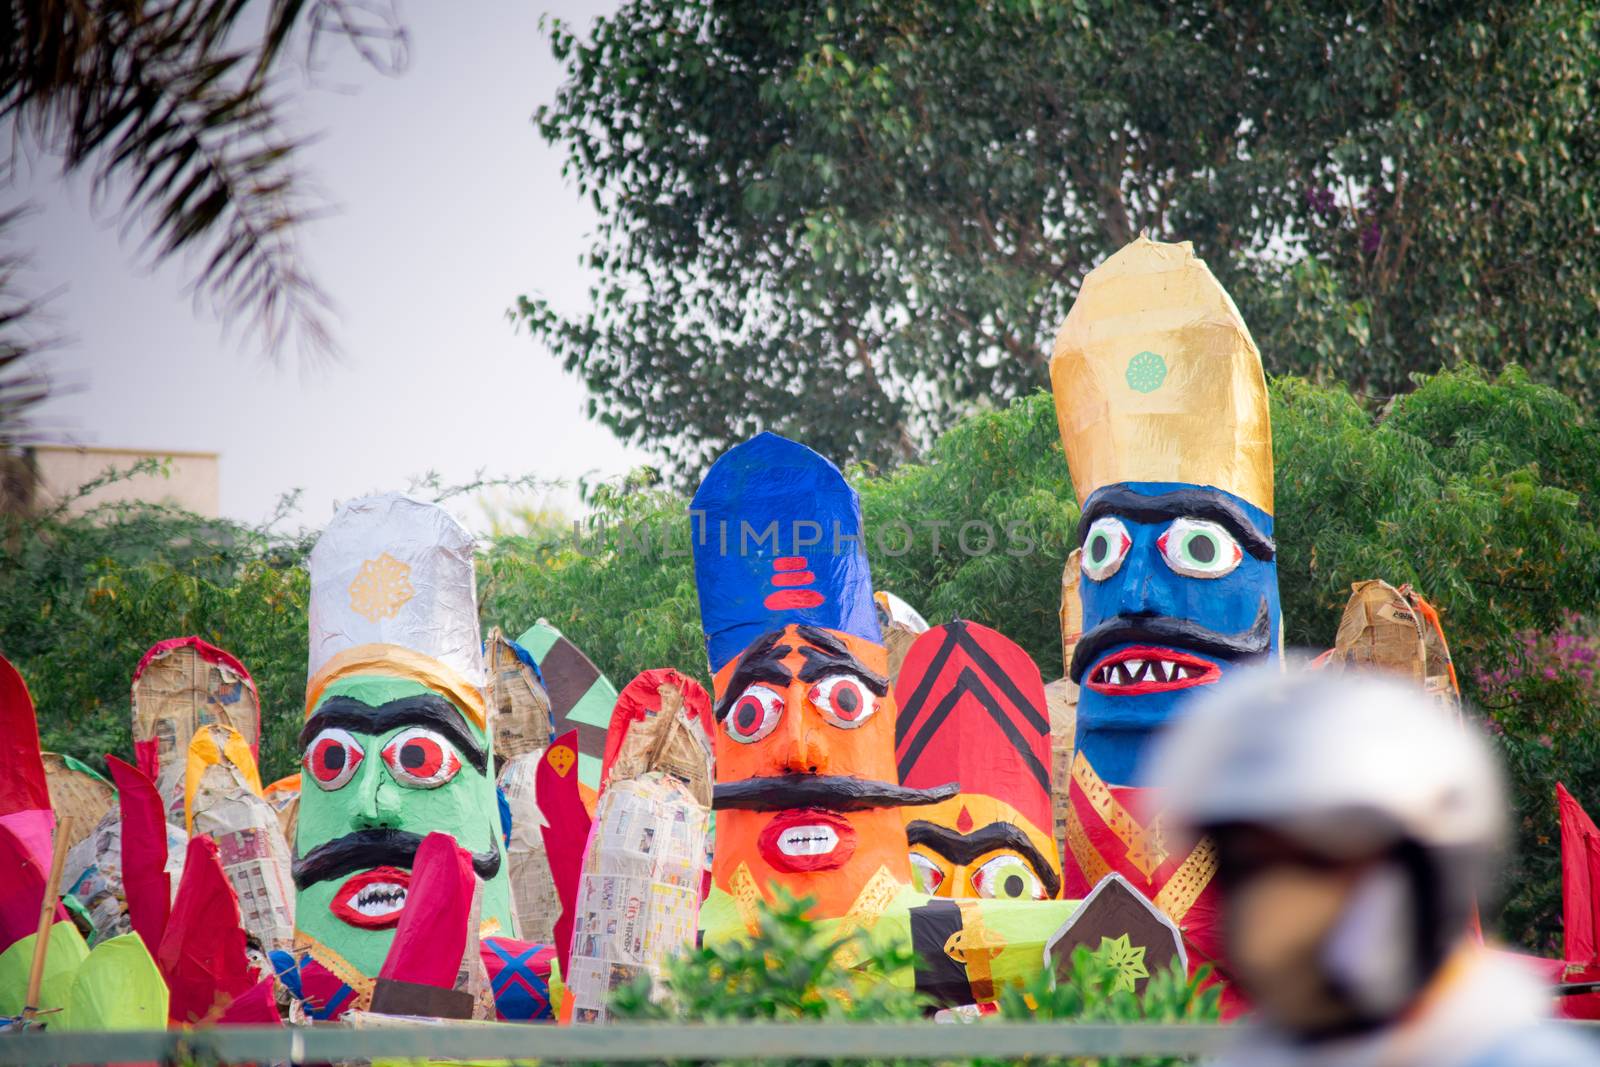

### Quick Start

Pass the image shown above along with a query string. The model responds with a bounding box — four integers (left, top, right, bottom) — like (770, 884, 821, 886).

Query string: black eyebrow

(301, 693, 488, 774)
(1078, 485, 1275, 561)
(713, 628, 794, 721)
(796, 645, 889, 695)
(906, 820, 1062, 900)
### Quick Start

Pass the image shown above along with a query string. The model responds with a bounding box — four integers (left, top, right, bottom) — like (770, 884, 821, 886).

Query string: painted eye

(971, 855, 1046, 900)
(724, 685, 783, 744)
(304, 728, 363, 791)
(1081, 517, 1132, 581)
(810, 674, 877, 729)
(380, 727, 462, 788)
(1157, 518, 1242, 579)
(909, 852, 946, 895)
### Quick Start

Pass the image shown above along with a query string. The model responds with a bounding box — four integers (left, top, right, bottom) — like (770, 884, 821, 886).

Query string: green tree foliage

(604, 892, 1216, 1067)
(1, 369, 1595, 948)
(522, 0, 1600, 479)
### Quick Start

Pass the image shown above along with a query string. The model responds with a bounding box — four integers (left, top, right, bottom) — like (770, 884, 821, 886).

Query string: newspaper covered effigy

(262, 773, 300, 849)
(1048, 548, 1082, 869)
(41, 753, 117, 855)
(498, 751, 559, 944)
(131, 637, 261, 826)
(1322, 579, 1462, 718)
(188, 724, 295, 953)
(62, 809, 188, 945)
(566, 673, 713, 1023)
(485, 627, 555, 764)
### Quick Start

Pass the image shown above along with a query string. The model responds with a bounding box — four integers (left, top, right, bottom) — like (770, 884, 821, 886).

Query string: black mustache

(713, 774, 958, 812)
(1069, 601, 1273, 685)
(291, 827, 502, 890)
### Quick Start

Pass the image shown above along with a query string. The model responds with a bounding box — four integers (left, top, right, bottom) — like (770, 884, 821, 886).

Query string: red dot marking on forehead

(774, 557, 808, 571)
(764, 589, 826, 610)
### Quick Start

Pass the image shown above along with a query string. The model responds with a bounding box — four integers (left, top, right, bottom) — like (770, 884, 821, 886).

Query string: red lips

(330, 865, 411, 929)
(757, 809, 858, 872)
(1084, 645, 1221, 696)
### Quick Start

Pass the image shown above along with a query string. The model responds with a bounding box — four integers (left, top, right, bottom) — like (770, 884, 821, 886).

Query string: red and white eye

(810, 674, 877, 729)
(380, 727, 462, 788)
(724, 685, 783, 744)
(304, 728, 363, 791)
(1081, 516, 1133, 581)
(909, 851, 946, 895)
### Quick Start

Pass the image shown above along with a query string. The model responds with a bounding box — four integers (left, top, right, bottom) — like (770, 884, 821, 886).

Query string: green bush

(2, 366, 1596, 950)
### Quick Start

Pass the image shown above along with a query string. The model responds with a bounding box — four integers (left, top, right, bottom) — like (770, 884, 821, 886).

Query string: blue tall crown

(690, 432, 881, 672)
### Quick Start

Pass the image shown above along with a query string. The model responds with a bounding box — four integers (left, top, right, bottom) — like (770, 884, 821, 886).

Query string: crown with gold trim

(1049, 237, 1273, 514)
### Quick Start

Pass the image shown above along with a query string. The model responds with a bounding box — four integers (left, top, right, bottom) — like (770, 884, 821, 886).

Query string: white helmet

(1148, 668, 1505, 860)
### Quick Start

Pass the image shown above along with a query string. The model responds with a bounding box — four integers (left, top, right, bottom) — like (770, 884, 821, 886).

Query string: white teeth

(1126, 659, 1145, 679)
(352, 882, 407, 916)
(1096, 659, 1202, 687)
(1175, 666, 1190, 680)
(777, 826, 839, 856)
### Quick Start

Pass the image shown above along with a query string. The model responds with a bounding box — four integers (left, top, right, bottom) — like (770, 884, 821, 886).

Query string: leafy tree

(0, 0, 409, 474)
(523, 0, 1600, 480)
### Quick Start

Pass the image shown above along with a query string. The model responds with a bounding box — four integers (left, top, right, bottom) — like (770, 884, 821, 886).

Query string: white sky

(17, 0, 644, 531)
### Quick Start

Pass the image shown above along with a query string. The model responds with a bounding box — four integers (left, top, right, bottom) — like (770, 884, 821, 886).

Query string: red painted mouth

(330, 866, 411, 929)
(757, 809, 858, 872)
(1084, 645, 1221, 695)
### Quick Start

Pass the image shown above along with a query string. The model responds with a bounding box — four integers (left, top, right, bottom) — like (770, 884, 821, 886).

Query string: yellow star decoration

(347, 552, 416, 622)
(1094, 934, 1149, 994)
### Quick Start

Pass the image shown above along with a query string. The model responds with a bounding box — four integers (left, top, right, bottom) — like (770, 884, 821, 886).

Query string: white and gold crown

(306, 492, 487, 728)
(1049, 237, 1273, 514)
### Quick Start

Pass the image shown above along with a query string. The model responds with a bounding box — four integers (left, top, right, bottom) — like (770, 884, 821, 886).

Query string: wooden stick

(24, 816, 75, 1012)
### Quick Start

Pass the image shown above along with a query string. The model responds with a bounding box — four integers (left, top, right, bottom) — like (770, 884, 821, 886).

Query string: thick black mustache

(713, 774, 958, 812)
(1069, 600, 1272, 685)
(292, 827, 502, 890)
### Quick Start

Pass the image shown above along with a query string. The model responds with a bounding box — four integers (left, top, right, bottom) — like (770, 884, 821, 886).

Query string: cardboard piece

(516, 620, 619, 792)
(190, 726, 295, 953)
(895, 620, 1062, 901)
(1326, 580, 1461, 717)
(130, 637, 260, 825)
(484, 628, 555, 766)
(1043, 678, 1078, 885)
(294, 493, 512, 1001)
(1044, 872, 1186, 997)
(566, 693, 711, 1023)
(262, 773, 301, 848)
(41, 754, 116, 857)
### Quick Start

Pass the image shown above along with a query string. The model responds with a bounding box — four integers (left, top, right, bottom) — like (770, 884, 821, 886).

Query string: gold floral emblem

(347, 552, 415, 622)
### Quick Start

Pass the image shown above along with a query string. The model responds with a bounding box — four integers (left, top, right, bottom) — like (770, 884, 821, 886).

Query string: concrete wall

(31, 445, 220, 518)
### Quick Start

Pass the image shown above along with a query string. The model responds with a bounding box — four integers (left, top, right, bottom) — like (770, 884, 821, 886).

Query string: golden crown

(1049, 237, 1273, 514)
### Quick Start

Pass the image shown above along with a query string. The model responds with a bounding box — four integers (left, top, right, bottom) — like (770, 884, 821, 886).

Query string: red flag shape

(537, 729, 591, 976)
(107, 755, 172, 959)
(0, 654, 55, 869)
(157, 835, 255, 1025)
(1559, 783, 1600, 965)
(378, 832, 474, 989)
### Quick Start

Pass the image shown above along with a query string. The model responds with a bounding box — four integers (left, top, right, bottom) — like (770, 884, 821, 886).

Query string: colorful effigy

(895, 620, 1062, 902)
(1048, 236, 1281, 1002)
(290, 493, 513, 1010)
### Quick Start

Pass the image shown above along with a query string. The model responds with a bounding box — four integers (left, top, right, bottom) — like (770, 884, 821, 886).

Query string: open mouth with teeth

(758, 808, 859, 873)
(330, 866, 411, 929)
(1085, 645, 1221, 696)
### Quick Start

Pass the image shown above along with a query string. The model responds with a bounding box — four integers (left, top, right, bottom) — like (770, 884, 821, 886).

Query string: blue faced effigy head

(1049, 238, 1280, 786)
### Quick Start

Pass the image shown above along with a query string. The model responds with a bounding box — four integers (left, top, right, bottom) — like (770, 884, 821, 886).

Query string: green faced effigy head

(293, 494, 513, 984)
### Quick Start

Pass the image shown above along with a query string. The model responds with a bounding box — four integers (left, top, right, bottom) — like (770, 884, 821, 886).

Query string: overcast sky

(17, 0, 643, 531)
